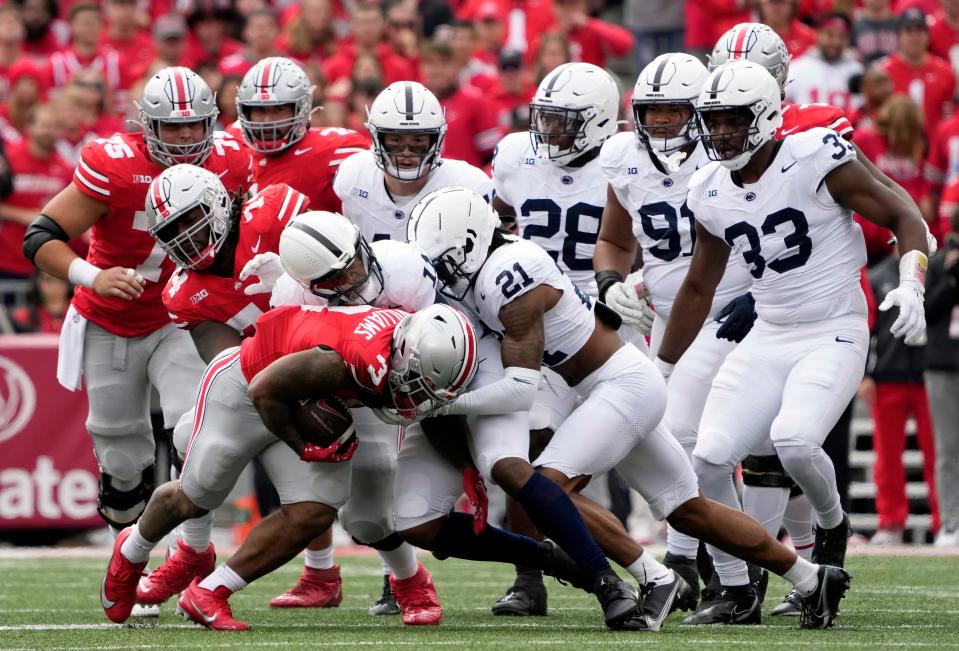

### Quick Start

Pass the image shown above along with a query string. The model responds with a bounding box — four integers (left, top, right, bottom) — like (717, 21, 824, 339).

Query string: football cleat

(491, 580, 548, 617)
(594, 573, 643, 630)
(799, 565, 851, 629)
(269, 565, 342, 608)
(539, 540, 592, 592)
(812, 514, 850, 568)
(368, 574, 401, 616)
(129, 603, 160, 618)
(770, 589, 802, 617)
(390, 563, 443, 625)
(137, 539, 215, 605)
(176, 578, 249, 631)
(664, 552, 701, 607)
(640, 572, 694, 631)
(682, 583, 761, 625)
(101, 527, 148, 623)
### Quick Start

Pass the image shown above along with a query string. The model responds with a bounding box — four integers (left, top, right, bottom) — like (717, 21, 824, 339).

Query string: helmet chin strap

(655, 148, 690, 173)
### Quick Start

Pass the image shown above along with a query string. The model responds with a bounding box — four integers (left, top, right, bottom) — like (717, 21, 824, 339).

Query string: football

(294, 395, 355, 447)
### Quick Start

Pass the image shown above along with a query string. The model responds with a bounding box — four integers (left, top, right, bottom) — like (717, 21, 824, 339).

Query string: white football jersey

(688, 127, 867, 325)
(493, 132, 604, 294)
(270, 239, 437, 312)
(458, 237, 595, 368)
(600, 132, 753, 322)
(333, 150, 493, 243)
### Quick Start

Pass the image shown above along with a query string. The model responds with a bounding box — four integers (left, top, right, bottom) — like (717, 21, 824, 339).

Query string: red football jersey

(163, 184, 310, 336)
(251, 127, 369, 214)
(71, 131, 253, 338)
(438, 86, 502, 169)
(239, 305, 409, 401)
(778, 102, 855, 140)
(924, 113, 959, 190)
(879, 53, 955, 134)
(929, 11, 959, 67)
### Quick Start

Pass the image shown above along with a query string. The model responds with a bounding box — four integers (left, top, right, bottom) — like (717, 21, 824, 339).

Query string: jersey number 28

(520, 199, 601, 271)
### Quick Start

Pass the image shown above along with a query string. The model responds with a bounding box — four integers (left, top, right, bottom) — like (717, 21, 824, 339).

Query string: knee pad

(692, 454, 735, 491)
(97, 466, 156, 529)
(773, 439, 818, 474)
(741, 455, 797, 490)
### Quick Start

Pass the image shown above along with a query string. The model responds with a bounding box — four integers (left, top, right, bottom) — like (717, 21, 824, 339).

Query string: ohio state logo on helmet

(236, 57, 314, 154)
(138, 67, 218, 168)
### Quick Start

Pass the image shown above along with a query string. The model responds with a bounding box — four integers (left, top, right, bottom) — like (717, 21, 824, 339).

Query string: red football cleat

(269, 565, 342, 608)
(390, 563, 443, 626)
(101, 527, 148, 623)
(137, 539, 216, 605)
(175, 578, 249, 631)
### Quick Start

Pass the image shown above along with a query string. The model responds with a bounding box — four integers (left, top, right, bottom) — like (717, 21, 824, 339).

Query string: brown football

(294, 395, 355, 447)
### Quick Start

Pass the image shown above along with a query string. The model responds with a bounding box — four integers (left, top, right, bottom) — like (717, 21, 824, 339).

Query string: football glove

(299, 434, 359, 463)
(461, 467, 488, 535)
(603, 270, 654, 335)
(239, 252, 285, 295)
(714, 292, 757, 343)
(879, 250, 927, 347)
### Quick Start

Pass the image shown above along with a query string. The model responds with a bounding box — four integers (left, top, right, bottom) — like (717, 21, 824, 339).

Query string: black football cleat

(799, 565, 851, 629)
(770, 589, 802, 617)
(682, 583, 761, 625)
(368, 575, 401, 616)
(664, 552, 701, 608)
(594, 573, 642, 630)
(812, 514, 850, 568)
(639, 572, 693, 631)
(491, 580, 548, 617)
(538, 541, 592, 592)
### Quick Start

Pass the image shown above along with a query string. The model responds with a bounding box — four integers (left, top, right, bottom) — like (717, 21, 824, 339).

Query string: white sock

(783, 497, 816, 560)
(378, 543, 419, 581)
(783, 557, 819, 596)
(379, 555, 390, 575)
(626, 550, 674, 586)
(304, 545, 335, 570)
(180, 511, 213, 553)
(665, 524, 700, 560)
(119, 522, 157, 564)
(199, 563, 247, 593)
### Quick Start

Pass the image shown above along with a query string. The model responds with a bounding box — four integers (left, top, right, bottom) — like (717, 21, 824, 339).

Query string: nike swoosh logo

(251, 236, 261, 253)
(835, 336, 855, 343)
(781, 161, 797, 173)
(190, 598, 217, 624)
(101, 575, 116, 609)
(294, 147, 312, 156)
(780, 126, 800, 136)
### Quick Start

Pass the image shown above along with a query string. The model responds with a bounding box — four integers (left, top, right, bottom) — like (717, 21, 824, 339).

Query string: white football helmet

(236, 56, 314, 154)
(709, 22, 791, 94)
(529, 62, 620, 165)
(407, 186, 499, 301)
(366, 81, 447, 182)
(696, 61, 783, 171)
(632, 52, 709, 153)
(145, 164, 232, 270)
(137, 67, 219, 168)
(388, 303, 478, 416)
(280, 211, 384, 304)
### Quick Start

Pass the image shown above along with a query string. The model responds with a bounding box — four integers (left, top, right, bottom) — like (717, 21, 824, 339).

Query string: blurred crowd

(0, 0, 957, 543)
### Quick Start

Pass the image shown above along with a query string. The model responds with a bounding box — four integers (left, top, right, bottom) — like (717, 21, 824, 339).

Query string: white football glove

(239, 252, 285, 295)
(604, 270, 655, 335)
(879, 281, 926, 346)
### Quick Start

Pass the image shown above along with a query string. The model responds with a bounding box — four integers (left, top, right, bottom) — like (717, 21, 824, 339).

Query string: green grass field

(1, 552, 958, 650)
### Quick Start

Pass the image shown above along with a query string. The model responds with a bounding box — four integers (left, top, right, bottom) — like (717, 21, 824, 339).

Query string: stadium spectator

(624, 0, 685, 72)
(853, 0, 901, 64)
(684, 0, 750, 58)
(472, 3, 506, 64)
(848, 63, 895, 129)
(216, 75, 243, 130)
(444, 19, 495, 91)
(52, 74, 122, 168)
(278, 0, 337, 63)
(14, 0, 67, 58)
(924, 110, 959, 237)
(757, 0, 818, 58)
(420, 39, 500, 168)
(854, 95, 927, 205)
(862, 251, 940, 546)
(0, 5, 25, 103)
(385, 0, 421, 64)
(347, 76, 382, 132)
(533, 32, 572, 83)
(99, 0, 153, 78)
(929, 0, 959, 70)
(879, 8, 955, 137)
(143, 14, 190, 76)
(0, 60, 43, 145)
(541, 0, 635, 69)
(183, 1, 243, 70)
(457, 0, 556, 54)
(923, 214, 959, 548)
(220, 8, 282, 77)
(0, 105, 72, 281)
(490, 49, 536, 133)
(9, 271, 72, 334)
(786, 13, 863, 113)
(322, 4, 418, 85)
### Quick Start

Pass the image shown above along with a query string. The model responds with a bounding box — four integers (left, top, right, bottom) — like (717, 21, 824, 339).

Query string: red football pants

(872, 383, 940, 532)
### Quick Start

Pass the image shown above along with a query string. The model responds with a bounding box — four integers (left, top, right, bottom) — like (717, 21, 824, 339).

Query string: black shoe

(799, 565, 851, 629)
(664, 552, 700, 608)
(538, 541, 592, 592)
(698, 566, 722, 607)
(368, 575, 400, 616)
(639, 572, 692, 631)
(770, 589, 802, 617)
(749, 566, 769, 605)
(812, 514, 850, 568)
(682, 583, 761, 625)
(594, 573, 641, 630)
(491, 581, 548, 616)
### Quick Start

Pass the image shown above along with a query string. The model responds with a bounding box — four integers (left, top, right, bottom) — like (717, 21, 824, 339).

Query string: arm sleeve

(445, 366, 541, 415)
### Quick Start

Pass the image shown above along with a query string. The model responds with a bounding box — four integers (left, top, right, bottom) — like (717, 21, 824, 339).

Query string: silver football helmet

(279, 210, 384, 304)
(236, 56, 314, 154)
(709, 22, 791, 93)
(137, 67, 219, 168)
(388, 303, 478, 416)
(145, 164, 233, 270)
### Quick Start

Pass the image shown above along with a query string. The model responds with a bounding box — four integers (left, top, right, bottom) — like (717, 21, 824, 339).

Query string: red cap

(8, 59, 42, 87)
(475, 1, 504, 22)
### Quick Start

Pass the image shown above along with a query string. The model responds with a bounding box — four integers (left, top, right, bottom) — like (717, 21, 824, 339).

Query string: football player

(131, 165, 308, 611)
(22, 67, 251, 540)
(408, 186, 852, 631)
(99, 302, 478, 630)
(657, 60, 929, 629)
(489, 62, 673, 620)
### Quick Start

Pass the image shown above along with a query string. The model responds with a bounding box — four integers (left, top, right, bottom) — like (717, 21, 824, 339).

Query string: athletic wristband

(899, 250, 928, 289)
(595, 270, 624, 302)
(654, 357, 674, 379)
(67, 258, 102, 289)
